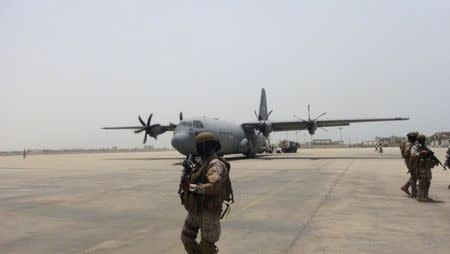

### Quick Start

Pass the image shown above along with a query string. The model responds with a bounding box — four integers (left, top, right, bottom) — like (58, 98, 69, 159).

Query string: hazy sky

(1, 0, 450, 151)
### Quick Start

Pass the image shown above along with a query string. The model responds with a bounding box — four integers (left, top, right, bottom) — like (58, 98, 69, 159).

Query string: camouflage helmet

(406, 132, 419, 140)
(417, 134, 426, 143)
(194, 132, 217, 144)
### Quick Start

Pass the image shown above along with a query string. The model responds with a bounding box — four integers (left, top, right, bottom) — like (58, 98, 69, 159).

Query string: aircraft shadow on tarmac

(106, 154, 401, 165)
(258, 156, 400, 160)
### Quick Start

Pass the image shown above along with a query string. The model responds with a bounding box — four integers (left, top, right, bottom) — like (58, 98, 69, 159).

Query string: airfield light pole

(339, 128, 343, 145)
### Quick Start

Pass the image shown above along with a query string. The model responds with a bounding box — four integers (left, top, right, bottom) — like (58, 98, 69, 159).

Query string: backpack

(399, 141, 407, 158)
(400, 141, 412, 159)
(216, 157, 234, 219)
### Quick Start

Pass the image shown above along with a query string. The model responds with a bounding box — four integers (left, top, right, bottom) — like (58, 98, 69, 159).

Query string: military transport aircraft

(103, 89, 409, 158)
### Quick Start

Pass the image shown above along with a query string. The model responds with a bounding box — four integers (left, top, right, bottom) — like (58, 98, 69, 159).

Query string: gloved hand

(189, 184, 199, 193)
(181, 180, 191, 192)
(419, 150, 430, 157)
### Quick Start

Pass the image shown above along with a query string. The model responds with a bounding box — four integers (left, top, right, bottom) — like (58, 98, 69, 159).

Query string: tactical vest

(411, 145, 439, 170)
(181, 155, 234, 219)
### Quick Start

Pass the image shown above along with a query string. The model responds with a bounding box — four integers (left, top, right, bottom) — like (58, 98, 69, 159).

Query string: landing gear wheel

(245, 152, 256, 159)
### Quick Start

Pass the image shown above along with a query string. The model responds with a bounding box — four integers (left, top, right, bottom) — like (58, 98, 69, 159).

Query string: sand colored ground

(1, 148, 449, 254)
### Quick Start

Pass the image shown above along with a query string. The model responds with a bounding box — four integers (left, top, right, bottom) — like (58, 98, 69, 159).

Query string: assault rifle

(178, 154, 196, 196)
(424, 146, 447, 171)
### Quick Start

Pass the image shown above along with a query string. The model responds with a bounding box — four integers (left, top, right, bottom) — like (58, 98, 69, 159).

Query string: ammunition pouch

(182, 192, 201, 214)
(419, 158, 438, 170)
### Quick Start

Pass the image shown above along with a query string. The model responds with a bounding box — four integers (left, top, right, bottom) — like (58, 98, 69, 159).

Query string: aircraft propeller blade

(143, 132, 148, 144)
(293, 115, 308, 124)
(319, 127, 329, 132)
(147, 114, 153, 127)
(313, 112, 327, 122)
(138, 116, 146, 126)
(308, 104, 311, 121)
(134, 128, 145, 134)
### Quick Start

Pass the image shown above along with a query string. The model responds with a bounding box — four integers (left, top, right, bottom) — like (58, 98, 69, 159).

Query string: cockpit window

(180, 121, 203, 128)
(180, 121, 191, 127)
(193, 120, 204, 129)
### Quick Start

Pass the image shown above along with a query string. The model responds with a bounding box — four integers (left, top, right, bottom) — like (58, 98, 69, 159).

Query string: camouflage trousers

(408, 166, 418, 194)
(181, 210, 221, 254)
(417, 167, 432, 199)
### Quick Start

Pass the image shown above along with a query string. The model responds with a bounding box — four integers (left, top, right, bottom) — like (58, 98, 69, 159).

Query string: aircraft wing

(102, 126, 143, 130)
(242, 117, 409, 132)
(271, 117, 409, 132)
(102, 123, 176, 143)
(102, 124, 176, 132)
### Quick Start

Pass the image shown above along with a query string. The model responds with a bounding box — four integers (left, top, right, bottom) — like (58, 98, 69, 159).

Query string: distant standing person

(446, 145, 450, 169)
(400, 132, 419, 197)
(446, 145, 450, 189)
(410, 135, 439, 202)
(23, 149, 26, 159)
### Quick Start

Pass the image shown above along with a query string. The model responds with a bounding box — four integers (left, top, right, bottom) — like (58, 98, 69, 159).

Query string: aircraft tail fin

(258, 88, 271, 120)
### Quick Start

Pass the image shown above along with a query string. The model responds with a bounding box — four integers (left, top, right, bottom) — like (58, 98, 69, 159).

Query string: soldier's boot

(401, 182, 411, 196)
(416, 187, 428, 202)
(199, 237, 218, 254)
(181, 231, 201, 254)
(417, 191, 430, 202)
(410, 182, 417, 198)
(424, 181, 433, 202)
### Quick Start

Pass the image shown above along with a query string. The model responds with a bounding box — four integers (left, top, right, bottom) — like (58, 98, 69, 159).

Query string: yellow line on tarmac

(241, 175, 305, 211)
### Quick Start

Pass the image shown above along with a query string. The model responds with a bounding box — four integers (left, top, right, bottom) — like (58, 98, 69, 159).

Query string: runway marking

(286, 160, 354, 253)
(241, 175, 305, 211)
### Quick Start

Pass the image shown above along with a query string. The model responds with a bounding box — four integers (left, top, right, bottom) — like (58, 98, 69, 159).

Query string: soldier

(410, 134, 439, 202)
(446, 145, 450, 189)
(400, 132, 419, 197)
(180, 132, 233, 254)
(446, 145, 450, 169)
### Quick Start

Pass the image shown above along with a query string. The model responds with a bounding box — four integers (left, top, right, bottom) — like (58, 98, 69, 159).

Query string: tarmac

(1, 147, 450, 254)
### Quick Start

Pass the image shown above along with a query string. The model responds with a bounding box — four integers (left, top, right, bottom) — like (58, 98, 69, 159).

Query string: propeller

(253, 110, 273, 137)
(294, 105, 328, 134)
(257, 122, 268, 137)
(134, 114, 161, 143)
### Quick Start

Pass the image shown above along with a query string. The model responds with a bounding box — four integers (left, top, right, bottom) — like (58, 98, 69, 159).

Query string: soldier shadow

(257, 156, 400, 160)
(106, 157, 183, 161)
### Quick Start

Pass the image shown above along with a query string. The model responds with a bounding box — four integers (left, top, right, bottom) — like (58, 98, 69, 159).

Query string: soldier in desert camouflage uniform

(410, 135, 439, 202)
(400, 132, 419, 197)
(180, 132, 233, 254)
(446, 145, 450, 189)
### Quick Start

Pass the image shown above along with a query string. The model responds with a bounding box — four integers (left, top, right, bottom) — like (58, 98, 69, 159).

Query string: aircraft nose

(171, 132, 193, 155)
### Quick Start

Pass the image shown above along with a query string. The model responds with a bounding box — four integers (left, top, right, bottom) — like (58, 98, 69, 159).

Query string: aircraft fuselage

(171, 117, 267, 156)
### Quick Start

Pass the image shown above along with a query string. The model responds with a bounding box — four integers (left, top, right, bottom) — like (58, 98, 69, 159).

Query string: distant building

(306, 139, 344, 146)
(430, 132, 450, 147)
(144, 145, 155, 150)
(361, 140, 377, 147)
(375, 136, 405, 147)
